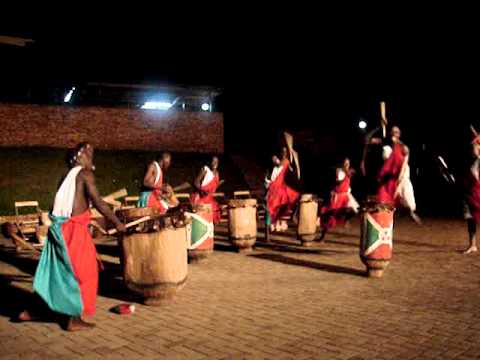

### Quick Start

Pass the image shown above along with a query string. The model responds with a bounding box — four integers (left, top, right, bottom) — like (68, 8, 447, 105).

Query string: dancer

(19, 143, 126, 331)
(265, 148, 300, 232)
(463, 131, 480, 254)
(377, 126, 421, 224)
(319, 157, 359, 240)
(191, 156, 221, 224)
(138, 152, 175, 213)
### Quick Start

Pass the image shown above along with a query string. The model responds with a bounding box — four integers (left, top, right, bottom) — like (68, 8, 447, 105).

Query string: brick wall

(0, 104, 224, 153)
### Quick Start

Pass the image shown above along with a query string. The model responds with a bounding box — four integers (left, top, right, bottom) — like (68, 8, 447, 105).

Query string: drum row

(115, 195, 395, 306)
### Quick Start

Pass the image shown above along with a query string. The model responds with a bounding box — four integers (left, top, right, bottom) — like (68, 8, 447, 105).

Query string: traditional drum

(116, 207, 189, 305)
(297, 194, 318, 246)
(359, 201, 395, 278)
(187, 203, 214, 262)
(228, 199, 257, 252)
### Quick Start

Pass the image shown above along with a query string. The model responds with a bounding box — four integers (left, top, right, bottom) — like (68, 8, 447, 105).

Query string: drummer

(372, 126, 421, 224)
(319, 157, 359, 241)
(137, 152, 175, 213)
(190, 156, 221, 224)
(265, 148, 300, 232)
(463, 136, 480, 254)
(18, 143, 126, 331)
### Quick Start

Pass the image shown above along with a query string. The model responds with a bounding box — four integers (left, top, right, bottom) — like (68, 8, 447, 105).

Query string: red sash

(191, 174, 221, 224)
(377, 143, 405, 204)
(62, 210, 98, 317)
(267, 160, 300, 223)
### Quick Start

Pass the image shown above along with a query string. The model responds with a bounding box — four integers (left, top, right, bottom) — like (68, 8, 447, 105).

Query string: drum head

(116, 207, 161, 223)
(228, 198, 257, 208)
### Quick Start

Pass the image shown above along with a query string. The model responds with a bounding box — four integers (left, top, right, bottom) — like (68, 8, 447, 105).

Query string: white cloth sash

(52, 166, 83, 218)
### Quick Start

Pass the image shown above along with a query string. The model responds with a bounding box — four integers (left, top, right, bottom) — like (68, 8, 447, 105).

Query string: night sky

(1, 23, 479, 215)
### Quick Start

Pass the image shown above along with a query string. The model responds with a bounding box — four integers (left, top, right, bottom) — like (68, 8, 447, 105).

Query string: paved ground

(1, 216, 480, 359)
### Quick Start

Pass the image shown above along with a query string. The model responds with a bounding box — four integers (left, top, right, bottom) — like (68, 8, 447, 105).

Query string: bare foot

(463, 246, 478, 255)
(66, 317, 96, 332)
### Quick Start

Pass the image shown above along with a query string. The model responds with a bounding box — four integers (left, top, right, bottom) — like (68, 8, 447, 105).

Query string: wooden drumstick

(173, 182, 192, 192)
(471, 124, 478, 137)
(470, 124, 480, 144)
(90, 221, 107, 235)
(107, 216, 151, 235)
(380, 101, 387, 138)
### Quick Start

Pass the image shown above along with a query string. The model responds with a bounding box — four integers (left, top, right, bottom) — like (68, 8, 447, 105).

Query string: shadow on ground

(248, 252, 366, 277)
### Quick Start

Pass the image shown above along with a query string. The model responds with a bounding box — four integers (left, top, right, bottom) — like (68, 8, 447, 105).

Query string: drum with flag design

(360, 202, 395, 278)
(228, 199, 257, 252)
(297, 194, 318, 246)
(187, 203, 214, 261)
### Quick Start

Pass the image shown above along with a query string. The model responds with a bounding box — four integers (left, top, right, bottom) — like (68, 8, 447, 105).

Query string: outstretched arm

(82, 171, 125, 232)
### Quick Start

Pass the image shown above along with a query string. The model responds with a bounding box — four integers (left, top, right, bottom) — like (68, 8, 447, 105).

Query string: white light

(141, 101, 172, 110)
(201, 103, 210, 111)
(64, 88, 74, 103)
(358, 120, 367, 129)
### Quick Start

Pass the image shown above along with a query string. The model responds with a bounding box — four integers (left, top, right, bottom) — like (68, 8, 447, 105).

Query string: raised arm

(360, 126, 382, 175)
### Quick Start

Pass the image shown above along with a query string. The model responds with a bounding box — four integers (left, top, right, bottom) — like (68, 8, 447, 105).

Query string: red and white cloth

(190, 166, 221, 224)
(266, 159, 300, 224)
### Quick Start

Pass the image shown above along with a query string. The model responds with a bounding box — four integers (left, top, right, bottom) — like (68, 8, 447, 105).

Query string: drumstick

(380, 102, 387, 138)
(107, 216, 151, 235)
(103, 188, 128, 202)
(90, 221, 107, 235)
(173, 182, 191, 192)
(471, 124, 478, 137)
(470, 125, 480, 144)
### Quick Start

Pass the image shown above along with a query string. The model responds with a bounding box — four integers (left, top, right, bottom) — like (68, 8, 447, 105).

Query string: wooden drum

(360, 202, 395, 278)
(116, 207, 188, 305)
(297, 194, 319, 247)
(187, 203, 214, 262)
(228, 199, 257, 252)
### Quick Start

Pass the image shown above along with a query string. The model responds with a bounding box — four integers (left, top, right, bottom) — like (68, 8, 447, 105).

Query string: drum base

(188, 249, 213, 263)
(367, 268, 385, 278)
(231, 238, 256, 253)
(364, 260, 390, 278)
(299, 233, 317, 247)
(126, 277, 187, 306)
(301, 240, 315, 247)
(144, 294, 176, 306)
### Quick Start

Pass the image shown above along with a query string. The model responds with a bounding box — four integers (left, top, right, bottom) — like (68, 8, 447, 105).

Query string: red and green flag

(361, 211, 393, 260)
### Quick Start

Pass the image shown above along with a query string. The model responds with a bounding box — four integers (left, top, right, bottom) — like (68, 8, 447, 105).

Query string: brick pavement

(1, 216, 480, 359)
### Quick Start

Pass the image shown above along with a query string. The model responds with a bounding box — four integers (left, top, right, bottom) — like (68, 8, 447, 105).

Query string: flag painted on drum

(186, 212, 214, 250)
(362, 211, 393, 260)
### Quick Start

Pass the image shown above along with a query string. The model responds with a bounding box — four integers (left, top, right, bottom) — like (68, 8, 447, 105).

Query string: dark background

(1, 21, 479, 216)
